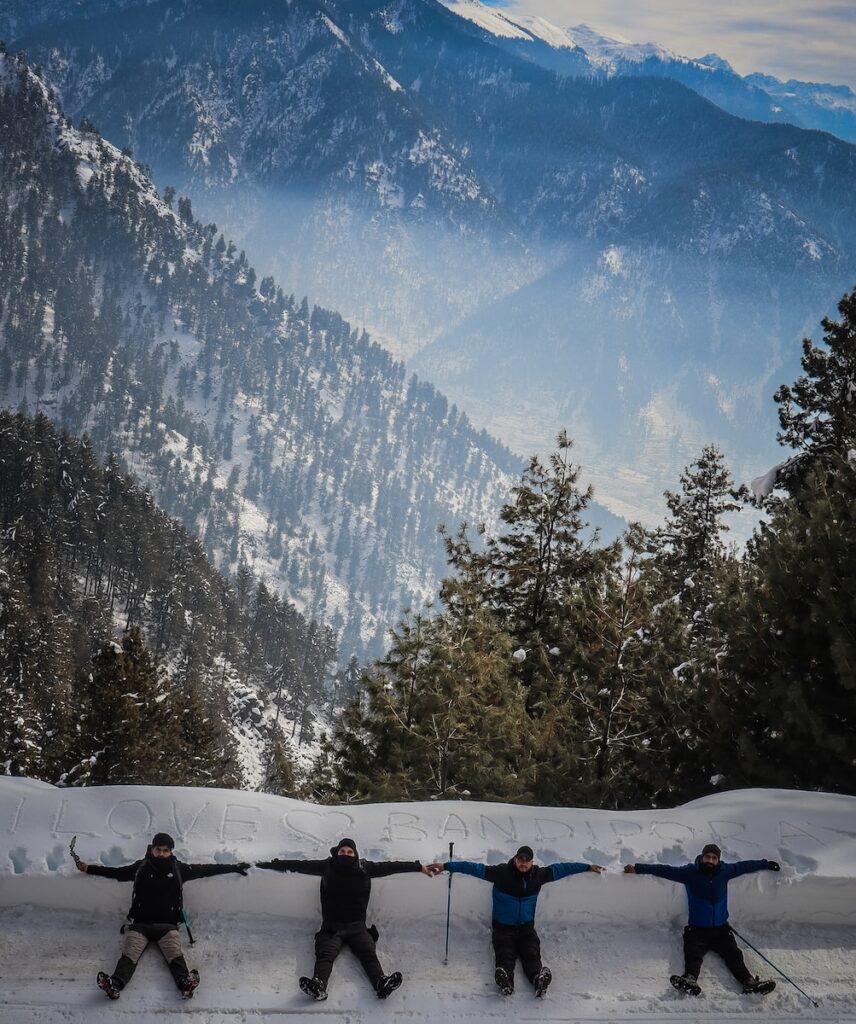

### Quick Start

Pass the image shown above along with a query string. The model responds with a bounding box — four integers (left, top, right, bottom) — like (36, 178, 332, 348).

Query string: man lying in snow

(624, 842, 780, 996)
(428, 845, 604, 997)
(257, 837, 434, 1001)
(76, 832, 249, 1000)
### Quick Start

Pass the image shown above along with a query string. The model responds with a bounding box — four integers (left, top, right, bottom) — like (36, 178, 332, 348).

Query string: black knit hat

(332, 837, 359, 856)
(701, 843, 721, 858)
(515, 845, 535, 861)
(151, 832, 175, 850)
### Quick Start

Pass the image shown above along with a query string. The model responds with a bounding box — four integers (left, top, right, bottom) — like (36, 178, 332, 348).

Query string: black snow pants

(683, 924, 751, 984)
(491, 922, 542, 984)
(313, 922, 384, 987)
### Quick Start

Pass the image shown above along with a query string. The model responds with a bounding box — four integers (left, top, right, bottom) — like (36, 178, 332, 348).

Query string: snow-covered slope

(2, 777, 855, 1022)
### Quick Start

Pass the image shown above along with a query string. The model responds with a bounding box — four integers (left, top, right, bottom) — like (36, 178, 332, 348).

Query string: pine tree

(716, 453, 856, 792)
(77, 629, 186, 785)
(262, 731, 298, 796)
(651, 444, 743, 632)
(772, 286, 856, 491)
(442, 429, 601, 709)
(329, 596, 532, 802)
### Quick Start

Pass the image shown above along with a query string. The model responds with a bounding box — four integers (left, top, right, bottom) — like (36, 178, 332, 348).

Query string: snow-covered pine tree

(74, 628, 187, 786)
(650, 444, 743, 641)
(772, 286, 856, 492)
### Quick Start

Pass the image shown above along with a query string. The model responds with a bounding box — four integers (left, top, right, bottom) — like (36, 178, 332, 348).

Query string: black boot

(743, 976, 775, 995)
(494, 967, 514, 995)
(179, 969, 200, 999)
(97, 972, 121, 1000)
(534, 966, 552, 998)
(670, 973, 702, 996)
(376, 972, 402, 999)
(300, 976, 328, 1001)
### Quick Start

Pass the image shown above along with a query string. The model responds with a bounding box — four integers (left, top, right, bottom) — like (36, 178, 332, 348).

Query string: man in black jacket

(257, 837, 433, 1000)
(77, 831, 248, 1000)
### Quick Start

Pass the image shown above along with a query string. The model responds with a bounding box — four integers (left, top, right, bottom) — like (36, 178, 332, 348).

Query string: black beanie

(151, 832, 175, 850)
(701, 843, 721, 858)
(332, 837, 359, 857)
(515, 845, 535, 860)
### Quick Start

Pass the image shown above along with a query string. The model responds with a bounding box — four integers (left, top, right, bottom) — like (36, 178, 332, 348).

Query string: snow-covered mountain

(5, 0, 856, 525)
(1, 776, 854, 1022)
(440, 2, 856, 142)
(743, 72, 856, 144)
(0, 49, 543, 661)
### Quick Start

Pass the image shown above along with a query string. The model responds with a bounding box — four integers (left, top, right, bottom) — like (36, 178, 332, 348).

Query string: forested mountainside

(0, 49, 527, 660)
(10, 0, 856, 522)
(0, 411, 340, 789)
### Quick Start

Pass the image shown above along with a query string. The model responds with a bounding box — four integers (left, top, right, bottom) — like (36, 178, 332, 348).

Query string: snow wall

(1, 777, 854, 929)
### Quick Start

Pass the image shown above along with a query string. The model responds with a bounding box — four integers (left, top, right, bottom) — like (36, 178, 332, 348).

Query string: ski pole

(443, 841, 454, 965)
(730, 925, 819, 1007)
(182, 908, 196, 946)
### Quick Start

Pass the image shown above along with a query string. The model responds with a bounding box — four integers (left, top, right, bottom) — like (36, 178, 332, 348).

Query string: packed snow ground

(1, 778, 855, 1023)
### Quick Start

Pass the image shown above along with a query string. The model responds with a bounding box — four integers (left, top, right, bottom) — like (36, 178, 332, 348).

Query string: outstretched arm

(81, 860, 141, 881)
(548, 862, 604, 881)
(624, 863, 692, 882)
(179, 861, 250, 881)
(255, 858, 327, 875)
(722, 859, 779, 879)
(428, 860, 504, 882)
(365, 860, 427, 878)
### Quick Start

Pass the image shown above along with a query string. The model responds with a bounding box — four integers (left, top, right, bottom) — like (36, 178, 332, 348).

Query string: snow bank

(2, 778, 854, 927)
(2, 779, 855, 1022)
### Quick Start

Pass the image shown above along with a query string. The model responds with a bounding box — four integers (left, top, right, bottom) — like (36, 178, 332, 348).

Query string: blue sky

(500, 0, 856, 90)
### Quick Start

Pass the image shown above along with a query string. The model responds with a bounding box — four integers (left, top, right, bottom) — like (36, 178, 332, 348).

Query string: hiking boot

(376, 972, 402, 999)
(743, 976, 776, 995)
(299, 976, 328, 1001)
(534, 966, 552, 997)
(494, 966, 514, 995)
(180, 969, 200, 999)
(97, 972, 121, 1000)
(670, 973, 702, 996)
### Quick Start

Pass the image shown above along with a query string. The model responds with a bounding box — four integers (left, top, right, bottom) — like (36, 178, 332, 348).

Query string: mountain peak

(695, 52, 736, 74)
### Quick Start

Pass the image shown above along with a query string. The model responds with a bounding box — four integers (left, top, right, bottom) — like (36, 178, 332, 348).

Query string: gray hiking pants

(111, 925, 190, 990)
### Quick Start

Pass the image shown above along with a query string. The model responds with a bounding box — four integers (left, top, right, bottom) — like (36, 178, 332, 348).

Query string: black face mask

(147, 851, 174, 872)
(335, 854, 358, 870)
(699, 860, 718, 874)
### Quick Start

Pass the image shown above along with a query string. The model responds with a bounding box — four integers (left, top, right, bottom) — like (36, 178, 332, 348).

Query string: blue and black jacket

(445, 857, 590, 927)
(634, 857, 772, 928)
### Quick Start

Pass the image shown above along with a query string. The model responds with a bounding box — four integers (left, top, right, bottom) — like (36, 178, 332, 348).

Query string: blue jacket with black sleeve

(445, 858, 590, 927)
(634, 857, 771, 927)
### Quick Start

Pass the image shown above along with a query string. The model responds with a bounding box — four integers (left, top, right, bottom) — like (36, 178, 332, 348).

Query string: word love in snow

(0, 786, 833, 854)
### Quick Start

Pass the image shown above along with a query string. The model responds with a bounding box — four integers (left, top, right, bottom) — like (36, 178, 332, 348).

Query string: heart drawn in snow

(283, 809, 356, 848)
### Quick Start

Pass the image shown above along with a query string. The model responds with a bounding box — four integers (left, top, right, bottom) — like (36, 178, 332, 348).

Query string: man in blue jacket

(429, 845, 603, 997)
(624, 843, 780, 996)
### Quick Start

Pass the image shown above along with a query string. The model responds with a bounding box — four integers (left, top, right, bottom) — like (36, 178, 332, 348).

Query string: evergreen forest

(1, 47, 854, 809)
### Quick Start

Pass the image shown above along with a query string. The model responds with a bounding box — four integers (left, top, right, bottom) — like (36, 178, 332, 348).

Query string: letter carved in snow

(383, 812, 427, 842)
(107, 800, 153, 839)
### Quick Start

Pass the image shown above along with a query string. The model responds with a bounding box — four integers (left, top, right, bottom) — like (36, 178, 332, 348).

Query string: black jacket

(87, 853, 246, 925)
(257, 854, 421, 927)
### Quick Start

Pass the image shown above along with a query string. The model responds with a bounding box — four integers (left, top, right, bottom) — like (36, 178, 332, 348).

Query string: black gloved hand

(237, 863, 250, 875)
(767, 860, 780, 872)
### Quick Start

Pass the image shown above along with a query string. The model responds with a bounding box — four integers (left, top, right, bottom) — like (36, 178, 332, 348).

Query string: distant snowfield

(1, 778, 855, 1023)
